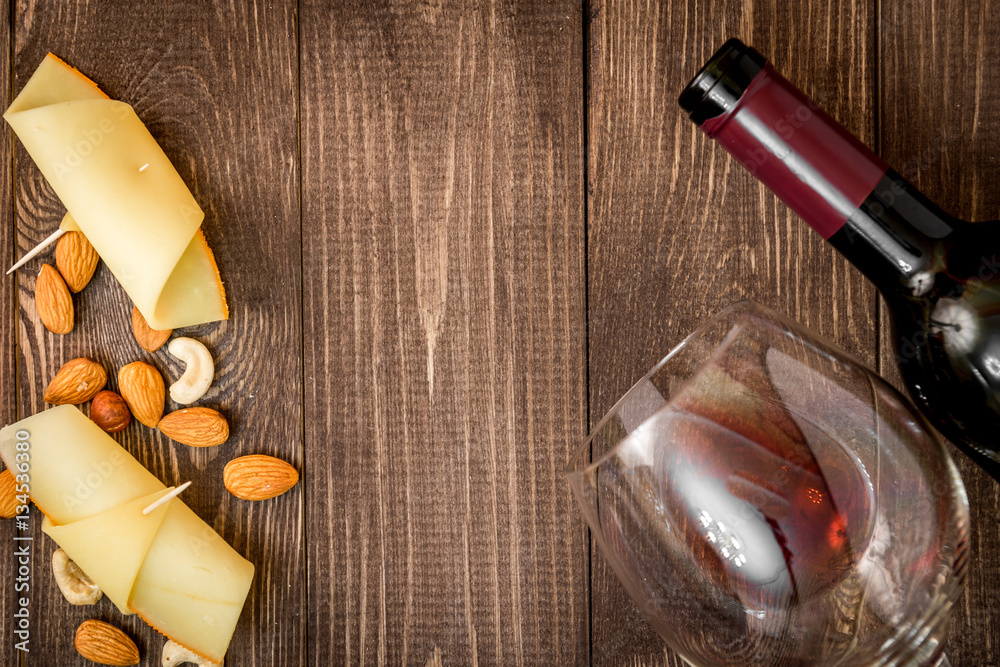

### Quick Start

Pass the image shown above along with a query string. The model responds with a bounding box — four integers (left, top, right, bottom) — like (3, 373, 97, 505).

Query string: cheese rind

(0, 405, 166, 524)
(128, 500, 255, 663)
(5, 54, 227, 329)
(42, 488, 174, 614)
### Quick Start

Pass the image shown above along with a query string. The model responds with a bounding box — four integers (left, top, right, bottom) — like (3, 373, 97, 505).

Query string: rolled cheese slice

(6, 55, 227, 329)
(0, 407, 253, 661)
(0, 405, 165, 524)
(129, 499, 255, 663)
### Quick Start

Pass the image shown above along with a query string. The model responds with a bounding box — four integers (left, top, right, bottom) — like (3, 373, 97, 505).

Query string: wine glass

(567, 301, 969, 666)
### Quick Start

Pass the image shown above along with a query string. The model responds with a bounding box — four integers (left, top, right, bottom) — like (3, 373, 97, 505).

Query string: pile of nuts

(38, 323, 300, 500)
(43, 352, 230, 448)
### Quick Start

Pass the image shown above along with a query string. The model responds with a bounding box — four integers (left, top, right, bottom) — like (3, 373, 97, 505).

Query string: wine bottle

(679, 38, 1000, 481)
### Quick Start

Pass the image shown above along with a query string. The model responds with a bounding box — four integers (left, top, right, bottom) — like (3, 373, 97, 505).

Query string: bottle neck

(829, 171, 957, 295)
(691, 60, 888, 239)
(680, 39, 956, 295)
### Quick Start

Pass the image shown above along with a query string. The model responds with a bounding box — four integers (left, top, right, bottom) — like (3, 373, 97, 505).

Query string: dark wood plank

(299, 1, 587, 664)
(0, 2, 16, 666)
(878, 1, 1000, 663)
(10, 1, 301, 664)
(587, 0, 877, 663)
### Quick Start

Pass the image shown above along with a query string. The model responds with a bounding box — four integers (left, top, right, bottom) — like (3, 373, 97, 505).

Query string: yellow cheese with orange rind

(0, 405, 165, 524)
(128, 500, 254, 663)
(6, 54, 227, 329)
(0, 406, 253, 662)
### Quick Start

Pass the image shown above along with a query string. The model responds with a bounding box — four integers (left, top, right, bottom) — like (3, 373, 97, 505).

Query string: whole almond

(0, 469, 25, 519)
(43, 358, 107, 405)
(90, 390, 132, 434)
(224, 455, 299, 501)
(35, 264, 74, 334)
(56, 231, 99, 293)
(157, 408, 229, 447)
(74, 619, 139, 666)
(131, 305, 172, 353)
(118, 361, 165, 427)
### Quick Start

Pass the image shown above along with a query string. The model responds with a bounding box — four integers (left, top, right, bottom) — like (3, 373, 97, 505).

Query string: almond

(118, 361, 165, 427)
(131, 305, 172, 353)
(43, 358, 107, 405)
(35, 264, 74, 334)
(158, 407, 229, 447)
(90, 390, 132, 433)
(0, 469, 25, 519)
(224, 455, 299, 501)
(74, 619, 139, 666)
(56, 230, 99, 292)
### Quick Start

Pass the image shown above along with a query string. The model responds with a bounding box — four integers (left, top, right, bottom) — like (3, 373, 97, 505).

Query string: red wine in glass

(571, 301, 967, 665)
(601, 361, 874, 617)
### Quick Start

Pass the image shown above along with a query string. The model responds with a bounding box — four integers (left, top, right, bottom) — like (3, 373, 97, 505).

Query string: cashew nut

(166, 337, 214, 404)
(52, 548, 102, 605)
(162, 640, 222, 666)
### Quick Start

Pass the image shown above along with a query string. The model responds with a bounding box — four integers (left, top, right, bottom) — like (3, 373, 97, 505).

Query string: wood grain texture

(299, 1, 587, 664)
(0, 1, 15, 666)
(878, 1, 1000, 663)
(1, 2, 999, 666)
(587, 0, 877, 663)
(9, 1, 301, 664)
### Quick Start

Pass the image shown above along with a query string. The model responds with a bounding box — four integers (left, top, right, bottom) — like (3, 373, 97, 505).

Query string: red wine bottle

(680, 39, 1000, 480)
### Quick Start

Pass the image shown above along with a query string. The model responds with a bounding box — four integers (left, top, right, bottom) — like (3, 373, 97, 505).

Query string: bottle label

(701, 64, 888, 239)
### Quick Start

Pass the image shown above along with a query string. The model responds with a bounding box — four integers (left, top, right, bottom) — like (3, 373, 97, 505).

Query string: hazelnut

(90, 390, 132, 433)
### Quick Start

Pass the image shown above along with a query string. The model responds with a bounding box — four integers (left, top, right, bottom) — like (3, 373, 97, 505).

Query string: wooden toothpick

(7, 228, 66, 275)
(142, 481, 191, 515)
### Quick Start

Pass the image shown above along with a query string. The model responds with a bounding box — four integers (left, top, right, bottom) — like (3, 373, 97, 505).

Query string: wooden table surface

(1, 1, 998, 665)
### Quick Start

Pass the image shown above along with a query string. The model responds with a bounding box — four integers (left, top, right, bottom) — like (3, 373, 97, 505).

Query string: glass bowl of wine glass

(567, 301, 969, 666)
